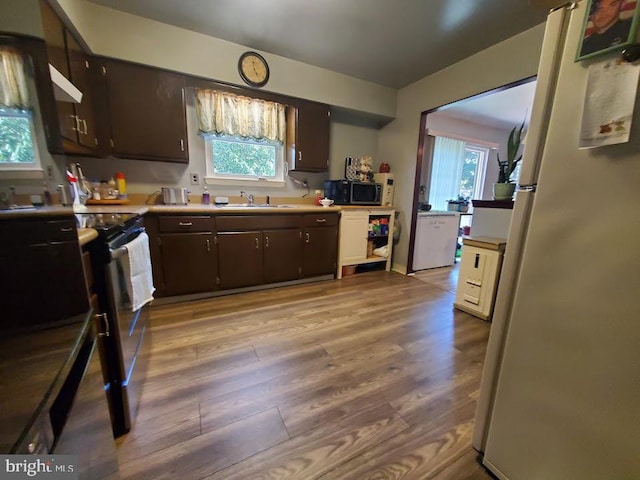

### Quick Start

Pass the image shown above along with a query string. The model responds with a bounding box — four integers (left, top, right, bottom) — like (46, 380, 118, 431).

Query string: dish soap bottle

(202, 186, 210, 205)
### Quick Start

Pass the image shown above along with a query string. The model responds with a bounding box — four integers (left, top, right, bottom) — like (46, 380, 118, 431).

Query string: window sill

(0, 169, 44, 180)
(204, 177, 285, 188)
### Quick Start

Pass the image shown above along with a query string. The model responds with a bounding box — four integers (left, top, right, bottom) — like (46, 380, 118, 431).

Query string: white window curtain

(0, 48, 30, 109)
(429, 136, 466, 211)
(195, 89, 285, 143)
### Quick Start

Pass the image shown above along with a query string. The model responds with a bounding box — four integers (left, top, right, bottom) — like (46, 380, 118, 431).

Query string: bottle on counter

(202, 186, 210, 205)
(314, 189, 323, 206)
(115, 172, 127, 197)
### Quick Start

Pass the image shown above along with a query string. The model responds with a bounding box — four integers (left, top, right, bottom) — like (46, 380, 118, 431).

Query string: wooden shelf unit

(337, 208, 395, 278)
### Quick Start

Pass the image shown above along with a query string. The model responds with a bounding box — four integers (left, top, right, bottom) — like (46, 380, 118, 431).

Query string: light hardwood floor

(116, 269, 495, 480)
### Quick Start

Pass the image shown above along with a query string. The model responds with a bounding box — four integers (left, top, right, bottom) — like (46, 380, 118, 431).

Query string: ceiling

(86, 0, 548, 89)
(439, 80, 537, 130)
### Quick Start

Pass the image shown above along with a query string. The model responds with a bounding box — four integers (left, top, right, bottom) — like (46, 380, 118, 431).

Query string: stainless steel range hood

(49, 63, 83, 103)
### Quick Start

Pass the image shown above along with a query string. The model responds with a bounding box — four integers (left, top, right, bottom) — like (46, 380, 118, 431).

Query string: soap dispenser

(202, 186, 210, 205)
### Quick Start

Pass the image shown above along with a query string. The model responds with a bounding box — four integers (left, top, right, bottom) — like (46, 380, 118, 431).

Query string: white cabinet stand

(337, 208, 395, 279)
(454, 236, 506, 321)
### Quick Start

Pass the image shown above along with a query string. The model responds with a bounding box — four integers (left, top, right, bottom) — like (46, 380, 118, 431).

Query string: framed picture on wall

(576, 0, 640, 61)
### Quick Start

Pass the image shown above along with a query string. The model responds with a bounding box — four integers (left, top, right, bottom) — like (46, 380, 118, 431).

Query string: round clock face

(238, 52, 269, 87)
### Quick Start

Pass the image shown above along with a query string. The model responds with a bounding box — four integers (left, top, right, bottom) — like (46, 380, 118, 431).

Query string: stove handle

(96, 313, 110, 337)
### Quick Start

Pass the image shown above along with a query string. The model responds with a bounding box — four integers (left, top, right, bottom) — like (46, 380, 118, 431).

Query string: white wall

(75, 95, 379, 198)
(0, 0, 42, 37)
(378, 24, 546, 274)
(1, 0, 387, 198)
(329, 121, 380, 181)
(54, 0, 396, 119)
(425, 113, 513, 201)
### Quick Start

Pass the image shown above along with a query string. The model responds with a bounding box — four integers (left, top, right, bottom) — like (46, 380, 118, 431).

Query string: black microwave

(324, 180, 382, 205)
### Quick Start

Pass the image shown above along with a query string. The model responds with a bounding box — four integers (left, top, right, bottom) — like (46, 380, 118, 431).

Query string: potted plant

(493, 121, 525, 200)
(447, 195, 470, 212)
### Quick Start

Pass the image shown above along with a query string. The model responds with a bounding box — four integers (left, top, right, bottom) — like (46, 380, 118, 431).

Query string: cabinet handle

(265, 236, 270, 248)
(206, 238, 210, 252)
(82, 119, 88, 134)
(85, 60, 89, 69)
(178, 222, 193, 226)
(180, 139, 185, 151)
(255, 236, 259, 249)
(305, 232, 310, 244)
(316, 218, 327, 223)
(298, 151, 302, 162)
(60, 226, 73, 232)
(96, 313, 110, 337)
(70, 115, 78, 131)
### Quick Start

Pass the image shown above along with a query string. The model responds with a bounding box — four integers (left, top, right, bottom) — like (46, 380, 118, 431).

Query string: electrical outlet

(46, 166, 54, 178)
(190, 173, 200, 185)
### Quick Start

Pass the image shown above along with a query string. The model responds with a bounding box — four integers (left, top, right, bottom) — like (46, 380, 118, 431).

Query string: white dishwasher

(412, 211, 460, 270)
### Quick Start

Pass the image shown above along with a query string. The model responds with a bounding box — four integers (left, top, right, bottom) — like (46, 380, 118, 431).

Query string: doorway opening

(407, 76, 536, 274)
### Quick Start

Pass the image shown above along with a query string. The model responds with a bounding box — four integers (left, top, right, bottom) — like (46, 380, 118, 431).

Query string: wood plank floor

(116, 269, 495, 480)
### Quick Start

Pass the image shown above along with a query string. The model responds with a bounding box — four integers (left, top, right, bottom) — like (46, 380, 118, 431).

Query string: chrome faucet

(240, 191, 255, 206)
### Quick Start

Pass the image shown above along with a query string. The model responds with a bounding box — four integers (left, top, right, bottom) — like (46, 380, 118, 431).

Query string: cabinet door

(160, 233, 217, 296)
(103, 60, 188, 162)
(40, 0, 76, 144)
(263, 229, 302, 283)
(339, 212, 369, 263)
(217, 232, 264, 289)
(303, 226, 338, 277)
(288, 101, 330, 172)
(65, 31, 98, 150)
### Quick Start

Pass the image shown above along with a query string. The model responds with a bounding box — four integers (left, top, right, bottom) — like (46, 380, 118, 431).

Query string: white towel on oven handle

(118, 231, 155, 311)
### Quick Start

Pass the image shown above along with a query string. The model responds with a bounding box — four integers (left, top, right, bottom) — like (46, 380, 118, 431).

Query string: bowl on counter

(320, 198, 334, 207)
(419, 203, 432, 211)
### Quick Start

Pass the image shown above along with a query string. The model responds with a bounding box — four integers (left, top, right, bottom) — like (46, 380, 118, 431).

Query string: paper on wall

(579, 57, 640, 149)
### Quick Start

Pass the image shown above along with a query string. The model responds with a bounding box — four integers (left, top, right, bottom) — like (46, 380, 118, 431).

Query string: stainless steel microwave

(323, 180, 382, 205)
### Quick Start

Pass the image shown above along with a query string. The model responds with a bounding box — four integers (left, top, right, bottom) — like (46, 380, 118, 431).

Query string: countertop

(77, 228, 98, 246)
(0, 203, 396, 220)
(149, 204, 341, 214)
(417, 210, 460, 217)
(461, 235, 507, 251)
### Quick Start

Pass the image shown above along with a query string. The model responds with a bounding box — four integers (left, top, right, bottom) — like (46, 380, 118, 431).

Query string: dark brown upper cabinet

(101, 59, 188, 163)
(39, 0, 99, 155)
(65, 31, 98, 150)
(286, 100, 330, 172)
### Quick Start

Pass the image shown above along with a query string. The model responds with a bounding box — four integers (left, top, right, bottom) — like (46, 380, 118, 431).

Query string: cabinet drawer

(216, 215, 302, 231)
(45, 219, 78, 242)
(2, 218, 78, 246)
(158, 216, 213, 233)
(303, 213, 338, 227)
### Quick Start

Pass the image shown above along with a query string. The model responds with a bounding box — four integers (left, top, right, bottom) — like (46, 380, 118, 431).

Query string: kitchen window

(0, 107, 39, 170)
(0, 48, 41, 175)
(196, 89, 286, 186)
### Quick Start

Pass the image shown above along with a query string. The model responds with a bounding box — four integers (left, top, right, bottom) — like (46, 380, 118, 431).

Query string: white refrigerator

(473, 3, 640, 479)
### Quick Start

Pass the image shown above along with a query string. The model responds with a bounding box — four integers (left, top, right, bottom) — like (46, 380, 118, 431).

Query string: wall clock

(238, 51, 270, 87)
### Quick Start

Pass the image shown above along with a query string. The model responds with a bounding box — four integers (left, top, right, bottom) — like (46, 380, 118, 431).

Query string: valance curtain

(195, 89, 286, 143)
(0, 48, 30, 109)
(429, 136, 467, 211)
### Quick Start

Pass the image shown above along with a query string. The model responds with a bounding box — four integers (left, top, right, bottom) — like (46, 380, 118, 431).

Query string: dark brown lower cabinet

(263, 229, 303, 284)
(159, 233, 217, 296)
(217, 232, 264, 289)
(303, 226, 338, 277)
(0, 216, 89, 329)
